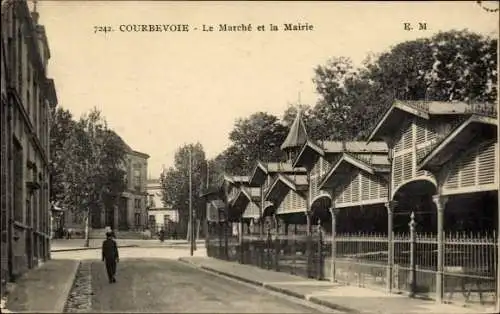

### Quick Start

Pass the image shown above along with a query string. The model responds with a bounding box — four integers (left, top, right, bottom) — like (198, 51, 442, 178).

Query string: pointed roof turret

(280, 109, 308, 151)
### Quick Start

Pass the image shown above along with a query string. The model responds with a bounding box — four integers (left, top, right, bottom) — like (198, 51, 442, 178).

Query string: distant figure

(159, 228, 165, 242)
(67, 228, 73, 239)
(102, 232, 119, 283)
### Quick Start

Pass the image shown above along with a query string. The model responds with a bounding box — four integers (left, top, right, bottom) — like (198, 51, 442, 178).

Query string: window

(133, 167, 141, 190)
(135, 199, 141, 209)
(148, 215, 156, 226)
(134, 213, 141, 226)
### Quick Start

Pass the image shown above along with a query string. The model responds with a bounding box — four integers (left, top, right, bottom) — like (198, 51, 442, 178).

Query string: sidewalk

(3, 259, 79, 313)
(179, 257, 491, 314)
(51, 238, 205, 252)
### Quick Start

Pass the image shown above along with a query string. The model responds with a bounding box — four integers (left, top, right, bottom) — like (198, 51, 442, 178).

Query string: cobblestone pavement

(63, 258, 338, 313)
(64, 261, 93, 313)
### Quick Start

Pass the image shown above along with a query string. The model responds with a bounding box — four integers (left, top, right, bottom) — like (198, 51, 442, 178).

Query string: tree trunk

(84, 210, 90, 247)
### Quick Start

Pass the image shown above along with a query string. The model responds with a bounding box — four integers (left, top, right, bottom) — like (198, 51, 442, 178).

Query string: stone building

(63, 146, 150, 233)
(146, 177, 179, 230)
(0, 0, 58, 287)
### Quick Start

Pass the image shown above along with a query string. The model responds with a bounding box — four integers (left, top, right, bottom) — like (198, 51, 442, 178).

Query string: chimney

(31, 0, 39, 24)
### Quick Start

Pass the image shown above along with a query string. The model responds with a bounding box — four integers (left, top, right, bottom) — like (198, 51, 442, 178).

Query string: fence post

(266, 222, 272, 270)
(218, 222, 223, 259)
(239, 218, 244, 264)
(317, 218, 323, 280)
(409, 212, 416, 297)
(433, 195, 447, 303)
(224, 222, 229, 260)
(385, 201, 397, 293)
(306, 212, 312, 278)
(274, 216, 281, 271)
(330, 207, 337, 282)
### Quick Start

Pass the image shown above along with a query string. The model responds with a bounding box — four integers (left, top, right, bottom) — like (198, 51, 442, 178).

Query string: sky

(36, 0, 499, 179)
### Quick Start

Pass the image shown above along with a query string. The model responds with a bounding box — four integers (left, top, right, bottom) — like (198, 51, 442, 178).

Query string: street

(55, 247, 337, 313)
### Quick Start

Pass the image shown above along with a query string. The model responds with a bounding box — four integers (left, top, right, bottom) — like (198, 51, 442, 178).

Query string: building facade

(63, 147, 150, 233)
(1, 0, 57, 288)
(146, 178, 179, 230)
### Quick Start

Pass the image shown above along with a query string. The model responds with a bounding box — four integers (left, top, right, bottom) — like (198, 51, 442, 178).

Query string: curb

(178, 258, 359, 313)
(200, 265, 264, 287)
(58, 260, 81, 313)
(308, 296, 361, 313)
(51, 244, 138, 252)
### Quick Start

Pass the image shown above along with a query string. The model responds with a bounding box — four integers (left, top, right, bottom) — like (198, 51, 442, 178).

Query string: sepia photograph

(0, 0, 499, 313)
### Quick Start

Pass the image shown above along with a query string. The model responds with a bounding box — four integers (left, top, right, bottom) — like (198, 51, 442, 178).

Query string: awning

(319, 153, 384, 190)
(418, 114, 497, 171)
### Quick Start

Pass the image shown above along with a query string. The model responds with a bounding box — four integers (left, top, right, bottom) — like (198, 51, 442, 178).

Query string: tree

(50, 107, 128, 246)
(312, 56, 370, 140)
(49, 107, 77, 203)
(160, 143, 208, 238)
(227, 112, 288, 173)
(310, 29, 498, 141)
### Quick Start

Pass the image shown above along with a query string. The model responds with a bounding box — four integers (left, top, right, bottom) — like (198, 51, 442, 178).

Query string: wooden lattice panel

(351, 173, 360, 203)
(311, 158, 321, 177)
(394, 128, 404, 152)
(402, 152, 413, 181)
(393, 155, 403, 188)
(443, 141, 497, 192)
(298, 193, 306, 208)
(291, 190, 299, 210)
(460, 153, 477, 187)
(416, 119, 426, 145)
(477, 142, 496, 185)
(311, 174, 320, 200)
(321, 158, 332, 176)
(379, 179, 388, 198)
(243, 202, 260, 218)
(361, 173, 370, 201)
(403, 121, 413, 150)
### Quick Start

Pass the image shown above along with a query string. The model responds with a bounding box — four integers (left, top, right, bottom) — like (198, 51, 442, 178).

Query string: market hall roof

(319, 152, 390, 190)
(418, 114, 498, 172)
(367, 100, 498, 142)
(293, 140, 388, 168)
(248, 161, 306, 186)
(265, 173, 309, 202)
(280, 110, 308, 151)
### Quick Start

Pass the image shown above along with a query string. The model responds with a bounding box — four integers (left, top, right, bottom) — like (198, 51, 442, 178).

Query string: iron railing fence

(207, 222, 498, 308)
(335, 233, 389, 289)
(443, 231, 497, 306)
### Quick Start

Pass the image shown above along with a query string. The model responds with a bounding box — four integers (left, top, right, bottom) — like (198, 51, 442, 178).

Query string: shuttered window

(444, 141, 497, 191)
(361, 173, 370, 200)
(478, 143, 496, 185)
(393, 155, 403, 188)
(351, 173, 360, 203)
(416, 119, 426, 145)
(403, 122, 413, 150)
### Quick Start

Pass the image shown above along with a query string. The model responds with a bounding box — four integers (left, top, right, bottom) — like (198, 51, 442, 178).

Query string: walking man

(102, 232, 119, 283)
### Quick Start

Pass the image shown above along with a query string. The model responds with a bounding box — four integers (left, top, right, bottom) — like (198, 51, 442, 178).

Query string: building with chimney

(1, 0, 58, 288)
